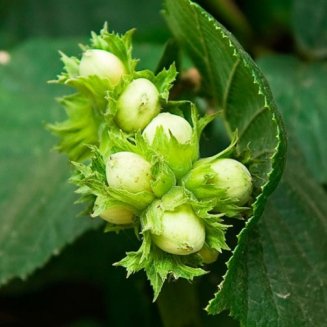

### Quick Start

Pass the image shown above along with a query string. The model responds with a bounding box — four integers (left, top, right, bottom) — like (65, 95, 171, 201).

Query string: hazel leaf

(164, 0, 287, 318)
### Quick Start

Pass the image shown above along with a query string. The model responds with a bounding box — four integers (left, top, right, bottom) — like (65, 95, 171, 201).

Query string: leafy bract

(182, 134, 247, 217)
(258, 56, 327, 185)
(164, 0, 286, 318)
(115, 186, 230, 300)
(71, 146, 154, 218)
(48, 93, 100, 161)
(134, 64, 177, 101)
(115, 234, 207, 301)
(72, 131, 232, 298)
(50, 25, 176, 162)
(49, 26, 136, 161)
(144, 103, 215, 179)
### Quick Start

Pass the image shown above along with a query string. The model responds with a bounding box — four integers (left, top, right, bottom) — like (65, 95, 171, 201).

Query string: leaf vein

(223, 58, 240, 110)
(238, 106, 268, 140)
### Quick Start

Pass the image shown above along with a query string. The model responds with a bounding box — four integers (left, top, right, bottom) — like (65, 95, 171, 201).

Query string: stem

(157, 280, 202, 327)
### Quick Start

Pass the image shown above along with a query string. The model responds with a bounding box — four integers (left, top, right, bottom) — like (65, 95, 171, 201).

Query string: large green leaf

(164, 0, 286, 199)
(258, 55, 327, 185)
(207, 145, 327, 326)
(0, 37, 164, 286)
(292, 0, 327, 59)
(0, 39, 100, 286)
(207, 55, 327, 325)
(164, 0, 286, 311)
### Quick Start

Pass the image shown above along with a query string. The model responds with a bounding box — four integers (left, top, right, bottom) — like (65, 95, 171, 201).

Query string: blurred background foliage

(3, 0, 324, 56)
(0, 0, 326, 326)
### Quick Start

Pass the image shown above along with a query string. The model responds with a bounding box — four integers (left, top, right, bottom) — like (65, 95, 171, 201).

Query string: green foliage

(164, 0, 286, 197)
(0, 39, 100, 286)
(207, 146, 327, 326)
(164, 0, 327, 325)
(292, 0, 327, 59)
(0, 0, 326, 326)
(258, 56, 327, 185)
(0, 0, 168, 48)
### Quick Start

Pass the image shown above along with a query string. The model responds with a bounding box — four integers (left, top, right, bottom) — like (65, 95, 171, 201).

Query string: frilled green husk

(105, 64, 177, 129)
(71, 147, 154, 222)
(48, 93, 101, 161)
(49, 25, 137, 161)
(143, 103, 216, 179)
(71, 145, 231, 298)
(49, 24, 250, 300)
(182, 134, 251, 217)
(115, 186, 230, 299)
(50, 24, 178, 161)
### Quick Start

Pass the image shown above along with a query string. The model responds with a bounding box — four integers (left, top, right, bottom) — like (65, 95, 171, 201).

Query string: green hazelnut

(99, 205, 134, 225)
(152, 204, 205, 255)
(143, 112, 193, 145)
(79, 49, 126, 86)
(106, 151, 152, 193)
(197, 246, 219, 264)
(142, 113, 195, 178)
(211, 158, 252, 206)
(115, 78, 160, 132)
(184, 157, 252, 207)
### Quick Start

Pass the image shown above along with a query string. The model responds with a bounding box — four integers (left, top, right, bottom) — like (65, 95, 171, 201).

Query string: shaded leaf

(258, 55, 327, 185)
(0, 39, 100, 286)
(164, 0, 286, 318)
(207, 145, 327, 327)
(292, 0, 327, 59)
(164, 0, 286, 199)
